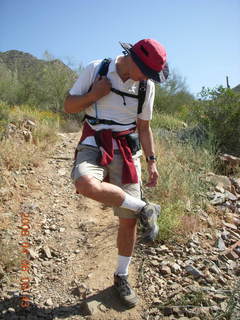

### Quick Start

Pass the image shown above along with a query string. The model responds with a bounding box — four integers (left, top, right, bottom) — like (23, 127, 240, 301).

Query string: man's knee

(75, 175, 99, 197)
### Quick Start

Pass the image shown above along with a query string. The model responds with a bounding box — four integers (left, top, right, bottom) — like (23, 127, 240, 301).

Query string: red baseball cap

(119, 39, 169, 83)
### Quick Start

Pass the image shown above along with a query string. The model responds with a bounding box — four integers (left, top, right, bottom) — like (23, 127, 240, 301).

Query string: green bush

(154, 69, 194, 115)
(185, 86, 240, 156)
(151, 111, 187, 131)
(0, 101, 10, 139)
(141, 133, 215, 241)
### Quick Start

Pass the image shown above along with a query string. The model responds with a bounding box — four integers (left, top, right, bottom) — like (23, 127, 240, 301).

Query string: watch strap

(146, 155, 157, 162)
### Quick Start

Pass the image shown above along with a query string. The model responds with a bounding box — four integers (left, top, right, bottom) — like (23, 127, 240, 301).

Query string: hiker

(64, 39, 168, 307)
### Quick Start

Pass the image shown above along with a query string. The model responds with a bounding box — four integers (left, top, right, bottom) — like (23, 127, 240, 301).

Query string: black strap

(87, 57, 147, 114)
(87, 58, 112, 93)
(110, 88, 138, 106)
(138, 80, 147, 114)
(111, 88, 139, 99)
(98, 58, 112, 77)
(84, 114, 136, 126)
(110, 82, 147, 112)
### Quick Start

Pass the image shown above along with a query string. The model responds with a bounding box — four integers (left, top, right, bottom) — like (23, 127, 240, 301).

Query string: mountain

(233, 84, 240, 92)
(0, 50, 76, 81)
(0, 50, 77, 110)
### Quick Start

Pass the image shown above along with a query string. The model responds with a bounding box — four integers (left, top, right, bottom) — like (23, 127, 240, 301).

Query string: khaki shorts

(71, 144, 142, 219)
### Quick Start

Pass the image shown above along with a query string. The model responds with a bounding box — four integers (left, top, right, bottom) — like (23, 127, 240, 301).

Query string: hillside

(0, 50, 77, 111)
(0, 50, 76, 81)
(233, 84, 240, 92)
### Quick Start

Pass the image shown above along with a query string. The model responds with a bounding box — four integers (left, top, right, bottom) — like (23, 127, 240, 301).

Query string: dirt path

(3, 131, 239, 320)
(16, 132, 146, 319)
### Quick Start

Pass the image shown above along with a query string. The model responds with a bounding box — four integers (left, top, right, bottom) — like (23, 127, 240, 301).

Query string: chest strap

(83, 114, 136, 126)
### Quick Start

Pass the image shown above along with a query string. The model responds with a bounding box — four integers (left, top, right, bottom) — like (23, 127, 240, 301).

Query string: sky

(1, 0, 240, 96)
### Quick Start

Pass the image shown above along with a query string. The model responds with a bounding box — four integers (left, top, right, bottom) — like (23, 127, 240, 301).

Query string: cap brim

(119, 41, 169, 83)
(119, 41, 132, 54)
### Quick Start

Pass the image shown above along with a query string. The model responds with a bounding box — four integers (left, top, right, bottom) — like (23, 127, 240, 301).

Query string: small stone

(28, 248, 39, 259)
(223, 221, 238, 230)
(81, 300, 101, 315)
(99, 304, 107, 312)
(215, 237, 226, 250)
(156, 245, 169, 253)
(26, 119, 36, 127)
(153, 297, 161, 304)
(212, 294, 227, 302)
(185, 265, 205, 278)
(43, 246, 52, 258)
(205, 271, 215, 284)
(160, 265, 171, 275)
(225, 190, 237, 201)
(50, 224, 57, 231)
(218, 276, 227, 285)
(225, 250, 239, 260)
(58, 168, 66, 176)
(209, 264, 221, 274)
(45, 298, 53, 306)
(151, 260, 159, 267)
(170, 263, 181, 274)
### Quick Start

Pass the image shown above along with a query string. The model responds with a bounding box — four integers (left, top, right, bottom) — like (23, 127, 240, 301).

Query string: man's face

(129, 58, 148, 81)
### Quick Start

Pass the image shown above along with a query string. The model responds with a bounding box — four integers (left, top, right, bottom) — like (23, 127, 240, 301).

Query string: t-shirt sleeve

(69, 61, 100, 96)
(137, 80, 155, 121)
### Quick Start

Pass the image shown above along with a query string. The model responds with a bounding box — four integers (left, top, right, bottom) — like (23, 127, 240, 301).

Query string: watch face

(147, 155, 157, 161)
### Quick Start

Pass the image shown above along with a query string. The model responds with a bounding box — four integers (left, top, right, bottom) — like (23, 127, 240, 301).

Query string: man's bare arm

(64, 76, 112, 114)
(137, 118, 159, 187)
(137, 118, 156, 159)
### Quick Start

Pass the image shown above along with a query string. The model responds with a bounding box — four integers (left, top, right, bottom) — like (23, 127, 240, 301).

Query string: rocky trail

(1, 132, 240, 320)
(1, 132, 146, 320)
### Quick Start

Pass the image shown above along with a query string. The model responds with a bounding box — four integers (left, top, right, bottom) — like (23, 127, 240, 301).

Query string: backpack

(84, 58, 147, 126)
(97, 58, 147, 115)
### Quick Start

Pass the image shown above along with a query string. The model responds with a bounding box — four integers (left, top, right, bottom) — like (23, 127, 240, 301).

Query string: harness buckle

(88, 118, 100, 125)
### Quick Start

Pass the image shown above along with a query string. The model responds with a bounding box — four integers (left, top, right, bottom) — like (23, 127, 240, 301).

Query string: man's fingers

(145, 171, 158, 187)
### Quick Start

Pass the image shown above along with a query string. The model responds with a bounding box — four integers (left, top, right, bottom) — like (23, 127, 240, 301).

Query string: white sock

(120, 193, 146, 212)
(115, 255, 132, 276)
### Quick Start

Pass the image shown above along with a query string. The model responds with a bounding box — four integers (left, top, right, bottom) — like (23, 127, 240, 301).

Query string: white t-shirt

(69, 55, 155, 147)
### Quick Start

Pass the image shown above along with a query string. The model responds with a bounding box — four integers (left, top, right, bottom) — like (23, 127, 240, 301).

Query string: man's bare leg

(117, 218, 137, 257)
(75, 175, 131, 207)
(114, 217, 138, 306)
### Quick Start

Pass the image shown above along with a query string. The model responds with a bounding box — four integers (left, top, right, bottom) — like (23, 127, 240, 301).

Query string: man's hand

(90, 76, 112, 101)
(145, 161, 159, 187)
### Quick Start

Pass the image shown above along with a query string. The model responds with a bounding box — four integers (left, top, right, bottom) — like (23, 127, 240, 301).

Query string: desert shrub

(9, 104, 60, 127)
(0, 101, 10, 138)
(154, 69, 194, 115)
(151, 111, 187, 131)
(185, 86, 240, 156)
(142, 134, 215, 241)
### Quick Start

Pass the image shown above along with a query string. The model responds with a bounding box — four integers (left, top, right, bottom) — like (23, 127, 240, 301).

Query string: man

(64, 39, 168, 308)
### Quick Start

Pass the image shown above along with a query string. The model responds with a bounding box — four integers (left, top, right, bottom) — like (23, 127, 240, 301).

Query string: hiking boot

(113, 274, 138, 307)
(139, 203, 161, 242)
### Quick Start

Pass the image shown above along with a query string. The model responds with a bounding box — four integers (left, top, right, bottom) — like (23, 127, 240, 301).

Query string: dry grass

(0, 103, 59, 277)
(0, 139, 40, 170)
(142, 133, 216, 241)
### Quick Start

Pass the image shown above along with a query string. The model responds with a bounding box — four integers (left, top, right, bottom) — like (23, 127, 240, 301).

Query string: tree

(154, 67, 194, 114)
(186, 86, 240, 156)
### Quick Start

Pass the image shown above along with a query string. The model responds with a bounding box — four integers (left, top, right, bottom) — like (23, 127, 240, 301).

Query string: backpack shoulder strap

(137, 80, 147, 114)
(87, 58, 111, 93)
(98, 58, 112, 77)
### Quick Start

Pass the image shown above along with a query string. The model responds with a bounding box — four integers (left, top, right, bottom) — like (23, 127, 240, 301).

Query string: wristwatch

(146, 155, 157, 162)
